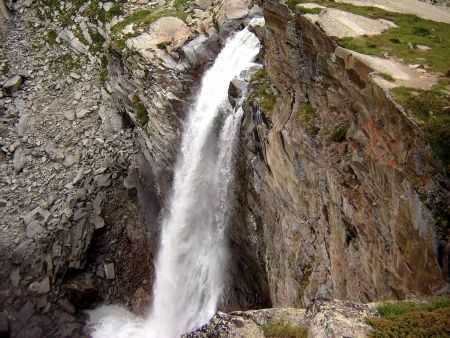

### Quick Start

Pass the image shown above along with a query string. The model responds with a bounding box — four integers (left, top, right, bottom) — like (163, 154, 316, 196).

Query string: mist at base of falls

(87, 20, 263, 338)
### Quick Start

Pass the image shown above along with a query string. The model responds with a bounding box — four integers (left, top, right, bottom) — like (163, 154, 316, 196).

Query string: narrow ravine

(87, 21, 262, 338)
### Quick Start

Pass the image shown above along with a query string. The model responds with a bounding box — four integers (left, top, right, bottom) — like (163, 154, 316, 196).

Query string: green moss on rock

(295, 102, 320, 134)
(132, 94, 149, 126)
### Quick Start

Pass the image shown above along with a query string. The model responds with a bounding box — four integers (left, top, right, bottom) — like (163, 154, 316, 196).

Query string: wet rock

(17, 301, 34, 324)
(228, 78, 247, 105)
(57, 298, 76, 314)
(3, 75, 23, 94)
(29, 277, 51, 294)
(0, 312, 9, 337)
(104, 262, 115, 279)
(90, 214, 105, 230)
(9, 269, 20, 287)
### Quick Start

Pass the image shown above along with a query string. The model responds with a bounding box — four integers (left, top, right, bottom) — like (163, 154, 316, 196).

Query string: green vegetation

(250, 68, 267, 82)
(248, 68, 277, 114)
(50, 52, 83, 73)
(288, 0, 450, 73)
(263, 319, 308, 338)
(297, 265, 312, 304)
(330, 122, 350, 142)
(89, 29, 106, 53)
(132, 94, 149, 126)
(1, 61, 10, 76)
(157, 41, 172, 49)
(174, 0, 192, 10)
(377, 72, 394, 82)
(392, 80, 450, 165)
(43, 29, 58, 45)
(367, 297, 450, 337)
(99, 55, 108, 88)
(295, 102, 319, 134)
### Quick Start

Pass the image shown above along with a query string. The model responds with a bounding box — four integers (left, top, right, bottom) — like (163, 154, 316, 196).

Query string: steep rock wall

(237, 0, 449, 307)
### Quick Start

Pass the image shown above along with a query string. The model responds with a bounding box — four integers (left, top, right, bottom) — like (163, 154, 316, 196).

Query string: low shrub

(263, 319, 308, 338)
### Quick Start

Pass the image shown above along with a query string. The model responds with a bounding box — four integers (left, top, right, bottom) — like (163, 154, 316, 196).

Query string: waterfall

(88, 21, 262, 338)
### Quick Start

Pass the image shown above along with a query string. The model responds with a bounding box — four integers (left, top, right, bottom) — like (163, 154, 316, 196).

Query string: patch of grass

(367, 297, 450, 338)
(1, 61, 10, 76)
(99, 55, 108, 88)
(250, 68, 267, 82)
(330, 121, 350, 142)
(89, 29, 106, 53)
(132, 94, 149, 126)
(44, 29, 58, 45)
(297, 265, 312, 304)
(248, 68, 278, 115)
(51, 52, 82, 73)
(86, 0, 106, 22)
(289, 0, 450, 73)
(392, 80, 450, 165)
(295, 102, 320, 134)
(157, 41, 172, 49)
(377, 72, 394, 81)
(174, 0, 192, 10)
(263, 319, 308, 338)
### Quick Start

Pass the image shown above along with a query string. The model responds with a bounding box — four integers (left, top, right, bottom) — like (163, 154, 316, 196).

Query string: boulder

(104, 263, 115, 279)
(126, 16, 193, 57)
(194, 0, 213, 10)
(3, 75, 23, 94)
(217, 0, 252, 26)
(13, 147, 27, 172)
(29, 277, 51, 294)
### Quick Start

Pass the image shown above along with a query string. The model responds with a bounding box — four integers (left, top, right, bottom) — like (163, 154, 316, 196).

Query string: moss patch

(50, 52, 83, 73)
(377, 72, 394, 81)
(99, 55, 108, 88)
(330, 121, 350, 142)
(367, 297, 450, 338)
(392, 80, 450, 165)
(295, 102, 320, 134)
(1, 61, 11, 76)
(132, 94, 149, 126)
(263, 319, 308, 338)
(89, 29, 106, 53)
(44, 29, 58, 45)
(248, 68, 278, 115)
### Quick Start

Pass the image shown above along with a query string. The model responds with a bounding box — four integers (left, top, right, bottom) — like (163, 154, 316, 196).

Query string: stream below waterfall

(87, 20, 263, 338)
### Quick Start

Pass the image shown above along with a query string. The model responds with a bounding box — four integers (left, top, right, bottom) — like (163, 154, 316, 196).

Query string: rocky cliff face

(236, 0, 449, 308)
(1, 0, 449, 337)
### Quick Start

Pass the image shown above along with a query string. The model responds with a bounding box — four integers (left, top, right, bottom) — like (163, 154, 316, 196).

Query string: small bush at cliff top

(263, 319, 308, 338)
(367, 296, 450, 338)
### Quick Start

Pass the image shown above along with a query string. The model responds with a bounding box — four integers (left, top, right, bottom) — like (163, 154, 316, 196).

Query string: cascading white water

(87, 21, 262, 338)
